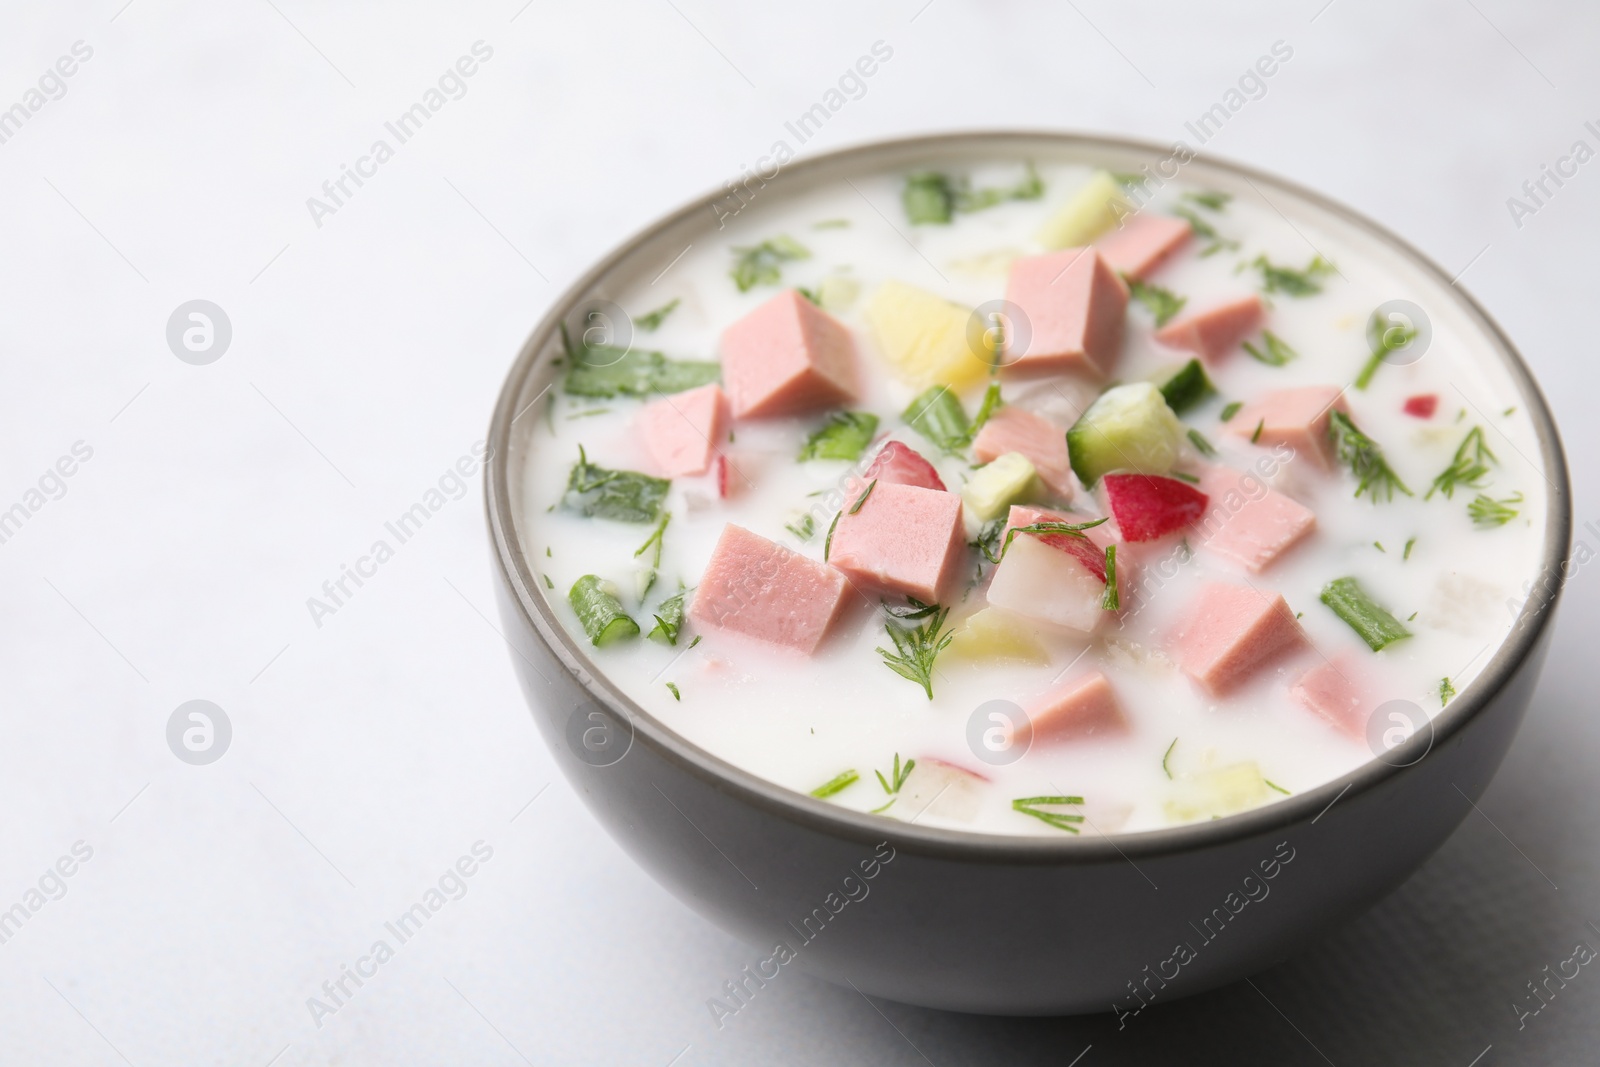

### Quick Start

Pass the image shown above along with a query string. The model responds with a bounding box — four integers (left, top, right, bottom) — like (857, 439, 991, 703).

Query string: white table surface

(2, 1, 1596, 1063)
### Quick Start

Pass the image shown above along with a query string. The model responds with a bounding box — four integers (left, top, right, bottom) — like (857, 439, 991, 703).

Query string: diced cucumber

(1065, 382, 1184, 487)
(962, 452, 1038, 521)
(1148, 359, 1215, 416)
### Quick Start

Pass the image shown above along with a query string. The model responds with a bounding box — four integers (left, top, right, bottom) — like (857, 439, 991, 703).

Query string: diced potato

(1163, 761, 1271, 823)
(866, 281, 988, 389)
(1037, 171, 1133, 250)
(946, 608, 1051, 665)
(962, 452, 1039, 522)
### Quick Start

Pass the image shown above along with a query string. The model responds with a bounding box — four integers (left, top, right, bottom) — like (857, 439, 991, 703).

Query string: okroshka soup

(514, 153, 1547, 837)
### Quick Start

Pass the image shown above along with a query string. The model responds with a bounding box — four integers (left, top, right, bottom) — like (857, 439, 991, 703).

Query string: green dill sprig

(1439, 677, 1456, 706)
(1426, 426, 1497, 500)
(810, 770, 859, 799)
(1220, 400, 1243, 422)
(1012, 795, 1085, 834)
(1354, 308, 1422, 390)
(1250, 253, 1335, 296)
(1187, 428, 1217, 457)
(1327, 411, 1412, 503)
(798, 411, 879, 462)
(984, 517, 1109, 564)
(729, 235, 809, 292)
(785, 513, 816, 542)
(870, 753, 916, 813)
(875, 602, 954, 700)
(1127, 278, 1187, 327)
(1162, 738, 1178, 780)
(1171, 206, 1240, 257)
(1468, 492, 1522, 528)
(1264, 778, 1291, 795)
(1182, 190, 1232, 211)
(1242, 330, 1297, 366)
(1101, 545, 1119, 611)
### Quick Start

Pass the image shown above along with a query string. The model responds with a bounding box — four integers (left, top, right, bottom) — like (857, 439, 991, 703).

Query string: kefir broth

(517, 159, 1546, 836)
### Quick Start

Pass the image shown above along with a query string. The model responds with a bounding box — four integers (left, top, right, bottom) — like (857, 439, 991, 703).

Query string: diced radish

(986, 534, 1108, 633)
(1403, 393, 1438, 419)
(863, 440, 946, 491)
(1006, 504, 1110, 581)
(1102, 474, 1209, 542)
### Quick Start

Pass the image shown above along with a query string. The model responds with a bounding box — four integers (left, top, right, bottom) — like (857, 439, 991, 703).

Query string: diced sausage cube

(1002, 248, 1128, 377)
(688, 524, 851, 653)
(1224, 385, 1347, 468)
(1093, 213, 1192, 279)
(1290, 659, 1366, 737)
(1017, 671, 1128, 744)
(634, 383, 730, 477)
(1194, 464, 1316, 573)
(1154, 294, 1264, 363)
(1174, 582, 1307, 695)
(719, 290, 858, 419)
(971, 406, 1075, 500)
(828, 482, 965, 603)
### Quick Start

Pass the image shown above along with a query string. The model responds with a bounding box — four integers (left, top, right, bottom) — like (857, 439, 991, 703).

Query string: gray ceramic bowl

(484, 131, 1570, 1015)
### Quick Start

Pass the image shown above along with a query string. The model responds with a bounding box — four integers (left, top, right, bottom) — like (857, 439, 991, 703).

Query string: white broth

(517, 157, 1547, 836)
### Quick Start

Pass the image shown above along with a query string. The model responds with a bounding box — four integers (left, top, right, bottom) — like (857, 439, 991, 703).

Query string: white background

(1, 1, 1596, 1063)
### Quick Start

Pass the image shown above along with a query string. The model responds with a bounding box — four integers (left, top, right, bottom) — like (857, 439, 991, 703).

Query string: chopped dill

(1162, 738, 1178, 779)
(1250, 253, 1335, 296)
(1468, 492, 1522, 528)
(1012, 795, 1085, 834)
(1426, 426, 1496, 499)
(1127, 278, 1187, 327)
(1242, 330, 1297, 367)
(875, 602, 955, 699)
(1328, 411, 1412, 502)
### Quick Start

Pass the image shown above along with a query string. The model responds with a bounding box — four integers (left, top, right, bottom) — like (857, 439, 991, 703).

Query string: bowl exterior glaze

(485, 132, 1570, 1015)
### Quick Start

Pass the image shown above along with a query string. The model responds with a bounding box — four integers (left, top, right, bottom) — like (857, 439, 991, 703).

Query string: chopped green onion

(971, 381, 1004, 434)
(564, 446, 670, 523)
(561, 325, 719, 399)
(810, 770, 859, 799)
(729, 235, 809, 292)
(1250, 418, 1265, 444)
(1242, 330, 1297, 366)
(901, 385, 971, 454)
(1012, 795, 1085, 834)
(634, 298, 680, 332)
(1250, 253, 1336, 296)
(1403, 537, 1416, 560)
(798, 411, 879, 462)
(647, 587, 689, 645)
(1320, 576, 1412, 651)
(665, 682, 680, 701)
(1127, 278, 1187, 327)
(1154, 359, 1216, 416)
(1220, 400, 1243, 422)
(568, 575, 640, 646)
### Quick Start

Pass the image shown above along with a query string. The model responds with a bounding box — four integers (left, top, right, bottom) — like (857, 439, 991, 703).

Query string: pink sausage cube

(971, 406, 1075, 500)
(688, 524, 851, 653)
(1290, 659, 1366, 737)
(1093, 214, 1192, 280)
(719, 290, 858, 419)
(1017, 671, 1128, 745)
(1174, 582, 1307, 695)
(634, 383, 730, 477)
(1002, 249, 1128, 377)
(1154, 294, 1264, 363)
(1224, 386, 1347, 468)
(1194, 464, 1316, 573)
(829, 482, 965, 603)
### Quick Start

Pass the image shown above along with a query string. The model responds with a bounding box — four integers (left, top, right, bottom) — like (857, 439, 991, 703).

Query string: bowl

(482, 131, 1570, 1015)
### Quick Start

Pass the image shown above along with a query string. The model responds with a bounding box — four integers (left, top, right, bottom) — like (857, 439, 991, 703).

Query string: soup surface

(517, 154, 1546, 836)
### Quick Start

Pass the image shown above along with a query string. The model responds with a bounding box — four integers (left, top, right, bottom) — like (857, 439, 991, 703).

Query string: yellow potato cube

(946, 608, 1051, 665)
(866, 281, 989, 389)
(1037, 170, 1133, 250)
(1163, 761, 1271, 824)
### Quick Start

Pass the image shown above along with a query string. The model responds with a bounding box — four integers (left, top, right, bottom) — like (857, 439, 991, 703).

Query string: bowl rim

(484, 128, 1572, 862)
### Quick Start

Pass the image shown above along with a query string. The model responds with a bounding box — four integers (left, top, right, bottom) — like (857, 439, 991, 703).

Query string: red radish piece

(1102, 474, 1209, 542)
(1038, 527, 1108, 581)
(863, 440, 946, 492)
(1403, 394, 1438, 419)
